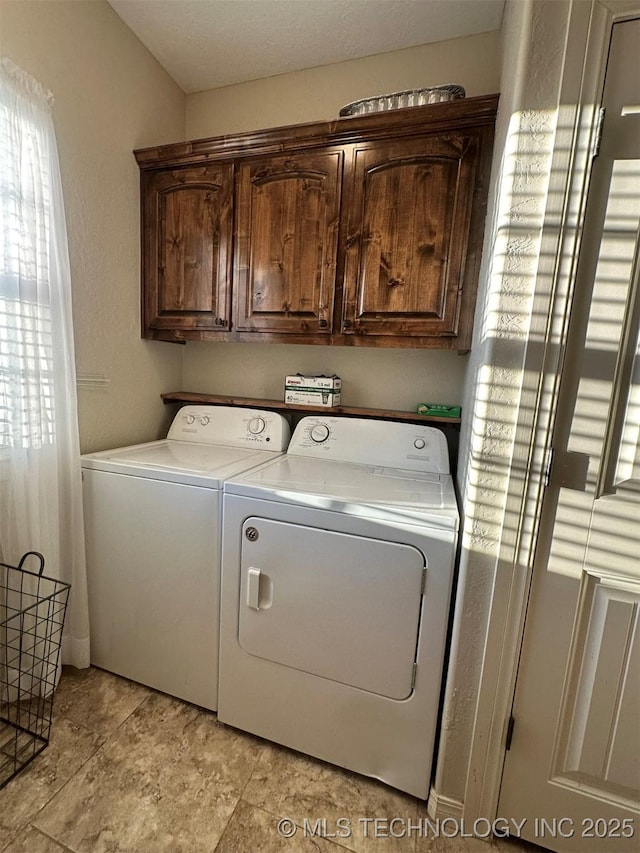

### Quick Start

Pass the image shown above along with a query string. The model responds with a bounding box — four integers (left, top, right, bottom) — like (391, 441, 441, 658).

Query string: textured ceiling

(108, 0, 505, 94)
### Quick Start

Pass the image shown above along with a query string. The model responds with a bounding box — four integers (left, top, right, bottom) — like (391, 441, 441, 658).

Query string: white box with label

(284, 374, 341, 407)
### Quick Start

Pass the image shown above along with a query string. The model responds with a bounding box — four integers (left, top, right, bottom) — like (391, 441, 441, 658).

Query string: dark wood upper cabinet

(135, 95, 498, 349)
(233, 151, 342, 334)
(342, 134, 478, 340)
(141, 164, 234, 334)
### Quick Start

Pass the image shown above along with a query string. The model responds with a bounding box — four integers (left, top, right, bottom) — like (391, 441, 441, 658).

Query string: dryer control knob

(248, 416, 266, 435)
(310, 424, 330, 443)
(185, 414, 196, 425)
(414, 438, 426, 449)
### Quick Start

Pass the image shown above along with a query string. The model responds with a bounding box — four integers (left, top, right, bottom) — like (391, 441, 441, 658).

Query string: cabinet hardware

(593, 106, 606, 159)
(505, 715, 515, 750)
(546, 448, 590, 491)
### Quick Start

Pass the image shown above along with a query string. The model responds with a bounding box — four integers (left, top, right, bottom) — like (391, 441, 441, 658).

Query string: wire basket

(0, 551, 70, 789)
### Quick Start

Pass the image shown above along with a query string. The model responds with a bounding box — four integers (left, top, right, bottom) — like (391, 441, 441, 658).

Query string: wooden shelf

(161, 391, 461, 427)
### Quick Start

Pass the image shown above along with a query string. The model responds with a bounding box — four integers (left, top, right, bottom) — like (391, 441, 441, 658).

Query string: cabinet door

(142, 164, 233, 334)
(234, 151, 342, 334)
(342, 134, 479, 342)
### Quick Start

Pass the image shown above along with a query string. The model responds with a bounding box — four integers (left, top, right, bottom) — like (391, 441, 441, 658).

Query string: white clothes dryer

(81, 406, 290, 711)
(218, 415, 459, 798)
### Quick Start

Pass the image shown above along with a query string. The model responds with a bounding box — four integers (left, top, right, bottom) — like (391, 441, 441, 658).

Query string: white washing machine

(81, 405, 290, 711)
(218, 415, 459, 798)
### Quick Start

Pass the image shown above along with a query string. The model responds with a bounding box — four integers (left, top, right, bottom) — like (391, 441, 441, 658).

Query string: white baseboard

(427, 788, 464, 821)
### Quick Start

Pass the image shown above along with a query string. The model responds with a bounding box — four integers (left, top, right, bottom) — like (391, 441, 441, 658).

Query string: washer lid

(225, 454, 459, 530)
(81, 440, 286, 488)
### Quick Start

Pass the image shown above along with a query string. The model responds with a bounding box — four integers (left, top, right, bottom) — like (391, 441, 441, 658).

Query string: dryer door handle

(247, 567, 262, 609)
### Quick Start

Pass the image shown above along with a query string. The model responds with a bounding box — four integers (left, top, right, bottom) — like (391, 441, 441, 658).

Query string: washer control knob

(185, 414, 196, 425)
(310, 423, 330, 443)
(199, 415, 210, 426)
(414, 438, 426, 450)
(248, 416, 266, 435)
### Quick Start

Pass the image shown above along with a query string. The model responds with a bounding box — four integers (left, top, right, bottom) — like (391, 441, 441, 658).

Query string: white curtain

(0, 58, 89, 669)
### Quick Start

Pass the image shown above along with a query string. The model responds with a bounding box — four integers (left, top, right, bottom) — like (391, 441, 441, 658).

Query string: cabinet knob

(214, 317, 225, 326)
(318, 318, 328, 328)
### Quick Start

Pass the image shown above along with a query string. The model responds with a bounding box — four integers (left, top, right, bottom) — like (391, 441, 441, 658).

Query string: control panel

(288, 416, 450, 474)
(167, 406, 290, 451)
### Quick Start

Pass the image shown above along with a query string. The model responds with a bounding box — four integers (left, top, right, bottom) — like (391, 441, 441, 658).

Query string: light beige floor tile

(242, 744, 419, 853)
(0, 718, 103, 849)
(4, 669, 553, 853)
(33, 692, 263, 853)
(54, 666, 152, 736)
(215, 799, 350, 853)
(1, 826, 70, 853)
(495, 838, 550, 852)
(415, 834, 496, 853)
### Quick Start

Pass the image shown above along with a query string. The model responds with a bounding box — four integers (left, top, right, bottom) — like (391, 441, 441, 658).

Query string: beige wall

(184, 342, 467, 412)
(184, 31, 501, 411)
(1, 0, 185, 452)
(186, 30, 501, 137)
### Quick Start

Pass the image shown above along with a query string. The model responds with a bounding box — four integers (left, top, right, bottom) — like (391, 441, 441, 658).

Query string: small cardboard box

(285, 374, 341, 407)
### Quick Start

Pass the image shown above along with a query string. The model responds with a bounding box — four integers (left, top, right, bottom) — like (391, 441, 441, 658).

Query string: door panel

(142, 164, 234, 332)
(237, 517, 425, 699)
(233, 151, 342, 334)
(342, 134, 478, 338)
(555, 575, 639, 802)
(159, 187, 216, 312)
(499, 19, 640, 851)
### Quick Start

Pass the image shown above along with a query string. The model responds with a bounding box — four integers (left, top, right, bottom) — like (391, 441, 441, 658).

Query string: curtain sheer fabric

(0, 58, 89, 668)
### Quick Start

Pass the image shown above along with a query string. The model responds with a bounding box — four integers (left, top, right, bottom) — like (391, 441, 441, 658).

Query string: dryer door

(238, 517, 425, 700)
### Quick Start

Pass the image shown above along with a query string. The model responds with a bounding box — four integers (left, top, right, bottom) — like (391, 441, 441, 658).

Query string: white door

(498, 18, 640, 852)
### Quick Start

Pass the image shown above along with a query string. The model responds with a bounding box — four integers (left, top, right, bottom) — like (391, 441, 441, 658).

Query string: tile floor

(0, 667, 549, 853)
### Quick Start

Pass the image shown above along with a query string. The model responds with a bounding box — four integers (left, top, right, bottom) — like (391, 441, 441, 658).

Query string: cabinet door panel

(143, 164, 233, 333)
(342, 136, 478, 339)
(234, 152, 342, 333)
(159, 187, 216, 312)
